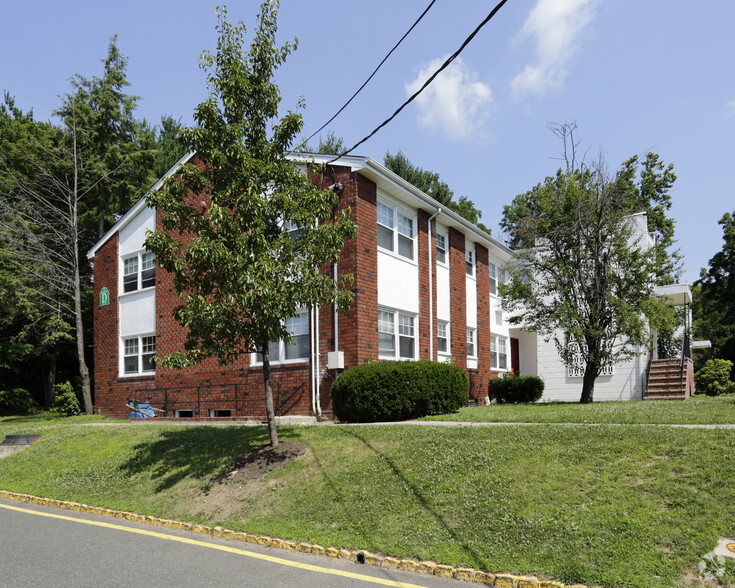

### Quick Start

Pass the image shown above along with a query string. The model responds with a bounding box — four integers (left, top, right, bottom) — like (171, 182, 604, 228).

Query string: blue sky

(2, 0, 733, 283)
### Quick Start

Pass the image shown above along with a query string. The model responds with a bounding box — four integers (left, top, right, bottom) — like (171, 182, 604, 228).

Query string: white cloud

(406, 56, 492, 141)
(511, 0, 598, 97)
(725, 100, 735, 118)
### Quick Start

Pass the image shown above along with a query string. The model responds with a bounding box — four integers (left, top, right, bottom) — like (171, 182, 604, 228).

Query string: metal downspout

(428, 208, 441, 360)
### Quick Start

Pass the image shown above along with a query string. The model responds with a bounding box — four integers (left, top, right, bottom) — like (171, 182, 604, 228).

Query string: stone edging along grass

(0, 490, 589, 588)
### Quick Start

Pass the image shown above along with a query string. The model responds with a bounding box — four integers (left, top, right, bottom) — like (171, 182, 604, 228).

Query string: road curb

(0, 489, 588, 588)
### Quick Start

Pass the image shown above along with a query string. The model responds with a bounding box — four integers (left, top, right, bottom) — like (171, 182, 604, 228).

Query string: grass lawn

(1, 402, 734, 587)
(423, 393, 735, 425)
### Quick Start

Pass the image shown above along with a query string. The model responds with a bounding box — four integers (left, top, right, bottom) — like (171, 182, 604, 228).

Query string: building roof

(87, 151, 513, 260)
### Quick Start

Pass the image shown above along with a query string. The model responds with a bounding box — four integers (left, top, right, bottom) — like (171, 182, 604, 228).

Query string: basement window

(209, 409, 232, 418)
(175, 410, 194, 418)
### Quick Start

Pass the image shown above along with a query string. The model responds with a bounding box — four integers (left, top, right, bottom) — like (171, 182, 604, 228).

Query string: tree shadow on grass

(337, 427, 490, 571)
(118, 426, 270, 493)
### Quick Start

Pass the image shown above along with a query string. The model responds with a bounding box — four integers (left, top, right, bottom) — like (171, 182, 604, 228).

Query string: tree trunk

(580, 363, 596, 403)
(44, 355, 57, 408)
(261, 345, 279, 447)
(72, 126, 93, 415)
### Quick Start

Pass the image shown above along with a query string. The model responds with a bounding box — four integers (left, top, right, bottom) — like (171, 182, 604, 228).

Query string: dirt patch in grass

(185, 442, 308, 521)
(216, 441, 307, 483)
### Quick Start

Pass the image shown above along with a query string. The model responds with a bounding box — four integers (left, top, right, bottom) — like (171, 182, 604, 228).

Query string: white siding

(377, 251, 419, 313)
(119, 205, 154, 256)
(119, 290, 156, 337)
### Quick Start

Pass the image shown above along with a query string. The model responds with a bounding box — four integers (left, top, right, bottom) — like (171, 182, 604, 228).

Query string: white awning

(654, 283, 692, 306)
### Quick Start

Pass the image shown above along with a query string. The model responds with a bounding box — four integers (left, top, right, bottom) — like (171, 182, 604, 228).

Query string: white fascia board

(86, 151, 195, 259)
(288, 153, 514, 257)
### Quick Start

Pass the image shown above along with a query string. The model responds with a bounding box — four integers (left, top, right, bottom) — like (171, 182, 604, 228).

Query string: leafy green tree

(383, 150, 491, 234)
(0, 95, 96, 413)
(0, 94, 76, 405)
(55, 35, 154, 246)
(500, 125, 662, 403)
(145, 3, 356, 447)
(152, 115, 188, 178)
(694, 211, 735, 378)
(316, 131, 345, 155)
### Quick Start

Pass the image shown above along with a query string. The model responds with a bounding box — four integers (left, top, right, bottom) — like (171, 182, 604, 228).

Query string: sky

(2, 0, 733, 284)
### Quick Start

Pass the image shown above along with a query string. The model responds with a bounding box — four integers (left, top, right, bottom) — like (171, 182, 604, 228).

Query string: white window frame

(488, 261, 497, 295)
(377, 199, 416, 261)
(466, 327, 477, 359)
(121, 334, 156, 376)
(252, 310, 310, 365)
(437, 320, 450, 355)
(435, 230, 448, 266)
(465, 244, 475, 277)
(378, 307, 417, 360)
(491, 334, 508, 371)
(121, 250, 155, 294)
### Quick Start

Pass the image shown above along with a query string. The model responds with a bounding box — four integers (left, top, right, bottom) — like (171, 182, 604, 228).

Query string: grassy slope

(1, 400, 734, 587)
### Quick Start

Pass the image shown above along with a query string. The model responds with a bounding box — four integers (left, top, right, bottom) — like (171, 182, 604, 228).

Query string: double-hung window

(123, 335, 156, 375)
(378, 308, 416, 360)
(122, 251, 155, 293)
(435, 231, 447, 265)
(377, 201, 415, 260)
(465, 245, 475, 277)
(255, 310, 309, 364)
(488, 262, 497, 295)
(466, 328, 476, 358)
(491, 335, 508, 370)
(437, 320, 449, 354)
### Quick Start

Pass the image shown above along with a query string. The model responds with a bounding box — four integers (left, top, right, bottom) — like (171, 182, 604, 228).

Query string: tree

(383, 150, 491, 234)
(145, 3, 356, 447)
(0, 97, 96, 413)
(55, 35, 154, 247)
(316, 131, 345, 155)
(500, 124, 663, 403)
(694, 211, 735, 379)
(152, 115, 188, 178)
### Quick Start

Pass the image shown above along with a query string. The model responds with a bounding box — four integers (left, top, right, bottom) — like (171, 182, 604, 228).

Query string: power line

(328, 0, 510, 164)
(304, 0, 437, 149)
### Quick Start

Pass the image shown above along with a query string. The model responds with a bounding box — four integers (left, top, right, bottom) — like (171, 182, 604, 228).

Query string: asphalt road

(0, 498, 466, 588)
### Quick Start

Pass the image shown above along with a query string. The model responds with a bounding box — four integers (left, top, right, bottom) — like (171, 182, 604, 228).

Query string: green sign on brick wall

(99, 287, 110, 307)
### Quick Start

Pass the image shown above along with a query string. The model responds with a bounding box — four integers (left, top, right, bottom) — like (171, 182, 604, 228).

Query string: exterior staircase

(644, 358, 694, 400)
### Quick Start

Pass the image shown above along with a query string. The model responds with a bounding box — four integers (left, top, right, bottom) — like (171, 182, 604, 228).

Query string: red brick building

(87, 153, 515, 419)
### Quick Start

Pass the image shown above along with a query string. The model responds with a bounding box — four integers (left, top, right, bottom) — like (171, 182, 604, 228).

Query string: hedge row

(331, 361, 468, 422)
(488, 374, 544, 403)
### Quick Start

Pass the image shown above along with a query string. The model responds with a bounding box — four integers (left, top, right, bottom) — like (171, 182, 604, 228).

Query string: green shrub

(53, 381, 82, 416)
(489, 374, 545, 403)
(695, 359, 735, 397)
(0, 387, 37, 416)
(331, 360, 468, 422)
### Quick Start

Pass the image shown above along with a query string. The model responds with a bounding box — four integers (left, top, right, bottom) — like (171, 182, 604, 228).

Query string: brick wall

(448, 228, 467, 371)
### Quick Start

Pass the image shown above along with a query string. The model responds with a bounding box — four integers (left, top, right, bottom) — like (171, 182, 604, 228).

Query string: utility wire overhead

(328, 0, 510, 164)
(303, 0, 438, 149)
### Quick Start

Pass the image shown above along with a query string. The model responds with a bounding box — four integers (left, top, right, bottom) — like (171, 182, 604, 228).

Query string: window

(467, 328, 476, 358)
(123, 335, 156, 375)
(465, 245, 475, 276)
(209, 409, 231, 418)
(255, 310, 309, 364)
(490, 262, 506, 295)
(436, 231, 447, 265)
(437, 320, 449, 354)
(491, 335, 508, 370)
(283, 219, 304, 242)
(377, 200, 415, 260)
(122, 251, 155, 293)
(378, 308, 416, 359)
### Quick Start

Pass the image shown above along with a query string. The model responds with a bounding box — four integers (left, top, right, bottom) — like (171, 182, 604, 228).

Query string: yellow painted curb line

(0, 489, 587, 588)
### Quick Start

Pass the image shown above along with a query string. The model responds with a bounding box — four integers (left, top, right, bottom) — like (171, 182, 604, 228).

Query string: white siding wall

(536, 333, 646, 402)
(119, 205, 154, 256)
(377, 252, 419, 313)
